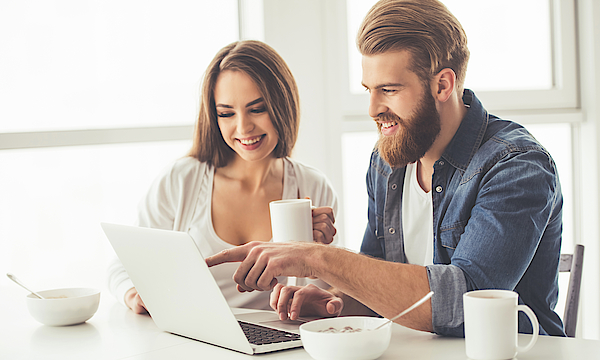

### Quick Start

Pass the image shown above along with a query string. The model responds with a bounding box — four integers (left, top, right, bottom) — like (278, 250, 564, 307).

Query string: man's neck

(418, 91, 468, 191)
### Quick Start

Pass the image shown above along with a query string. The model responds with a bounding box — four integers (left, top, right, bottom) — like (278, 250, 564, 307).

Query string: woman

(108, 40, 338, 314)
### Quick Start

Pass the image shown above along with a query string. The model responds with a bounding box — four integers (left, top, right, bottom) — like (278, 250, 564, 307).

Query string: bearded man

(206, 0, 565, 337)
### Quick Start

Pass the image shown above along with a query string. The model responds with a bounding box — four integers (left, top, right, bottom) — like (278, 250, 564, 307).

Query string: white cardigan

(108, 156, 338, 309)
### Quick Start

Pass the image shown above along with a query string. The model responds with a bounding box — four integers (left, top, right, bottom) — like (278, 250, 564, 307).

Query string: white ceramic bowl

(26, 288, 100, 326)
(300, 316, 392, 360)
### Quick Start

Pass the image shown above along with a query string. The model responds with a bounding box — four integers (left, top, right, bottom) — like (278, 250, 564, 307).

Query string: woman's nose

(236, 113, 255, 134)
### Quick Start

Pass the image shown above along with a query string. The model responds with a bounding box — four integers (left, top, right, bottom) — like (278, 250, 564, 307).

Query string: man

(207, 0, 564, 336)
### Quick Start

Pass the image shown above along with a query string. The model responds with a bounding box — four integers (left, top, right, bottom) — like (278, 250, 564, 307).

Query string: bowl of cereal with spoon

(299, 316, 392, 360)
(26, 288, 101, 326)
(299, 292, 433, 360)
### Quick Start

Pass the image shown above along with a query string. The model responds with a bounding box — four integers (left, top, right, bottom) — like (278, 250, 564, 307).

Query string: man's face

(362, 51, 441, 167)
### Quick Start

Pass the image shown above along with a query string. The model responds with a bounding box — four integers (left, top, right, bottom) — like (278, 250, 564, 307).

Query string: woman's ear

(431, 68, 456, 102)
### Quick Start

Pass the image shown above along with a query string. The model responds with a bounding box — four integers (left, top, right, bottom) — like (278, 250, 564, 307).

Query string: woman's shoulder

(284, 157, 337, 208)
(285, 157, 329, 182)
(160, 156, 211, 180)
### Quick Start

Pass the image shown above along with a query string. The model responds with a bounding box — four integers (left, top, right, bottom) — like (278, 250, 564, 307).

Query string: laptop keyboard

(238, 321, 301, 345)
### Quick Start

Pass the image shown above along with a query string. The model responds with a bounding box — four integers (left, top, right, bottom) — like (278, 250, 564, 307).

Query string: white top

(108, 156, 338, 310)
(402, 162, 434, 266)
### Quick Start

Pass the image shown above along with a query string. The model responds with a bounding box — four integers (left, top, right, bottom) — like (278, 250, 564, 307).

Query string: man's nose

(368, 93, 388, 119)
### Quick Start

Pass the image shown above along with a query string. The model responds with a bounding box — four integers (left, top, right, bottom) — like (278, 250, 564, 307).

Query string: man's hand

(206, 241, 319, 292)
(270, 283, 343, 321)
(312, 206, 336, 244)
(124, 287, 149, 315)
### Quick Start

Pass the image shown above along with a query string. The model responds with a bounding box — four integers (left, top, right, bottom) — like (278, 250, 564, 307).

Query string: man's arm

(206, 242, 433, 332)
(312, 245, 433, 331)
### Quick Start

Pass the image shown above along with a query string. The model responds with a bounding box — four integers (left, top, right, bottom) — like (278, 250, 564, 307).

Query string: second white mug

(463, 289, 539, 360)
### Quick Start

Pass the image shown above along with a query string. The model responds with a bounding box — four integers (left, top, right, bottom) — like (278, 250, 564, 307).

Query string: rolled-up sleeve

(426, 264, 468, 337)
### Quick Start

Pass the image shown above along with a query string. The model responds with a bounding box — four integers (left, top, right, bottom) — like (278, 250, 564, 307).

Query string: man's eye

(382, 88, 396, 94)
(217, 113, 234, 118)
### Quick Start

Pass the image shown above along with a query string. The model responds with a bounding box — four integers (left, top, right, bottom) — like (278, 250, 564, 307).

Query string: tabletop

(2, 285, 600, 360)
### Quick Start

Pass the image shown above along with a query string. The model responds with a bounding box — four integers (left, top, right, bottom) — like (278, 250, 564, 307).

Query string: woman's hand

(311, 206, 336, 244)
(270, 283, 343, 321)
(125, 287, 149, 315)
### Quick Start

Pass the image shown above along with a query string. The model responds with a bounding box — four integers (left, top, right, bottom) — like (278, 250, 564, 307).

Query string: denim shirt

(361, 90, 564, 337)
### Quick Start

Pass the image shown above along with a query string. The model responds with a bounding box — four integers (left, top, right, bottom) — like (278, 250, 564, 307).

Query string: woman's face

(214, 70, 279, 163)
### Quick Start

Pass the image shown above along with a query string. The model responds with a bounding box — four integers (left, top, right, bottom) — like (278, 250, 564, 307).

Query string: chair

(559, 244, 585, 337)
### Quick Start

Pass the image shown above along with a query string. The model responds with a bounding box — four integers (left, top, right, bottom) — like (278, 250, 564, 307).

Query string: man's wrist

(305, 243, 332, 280)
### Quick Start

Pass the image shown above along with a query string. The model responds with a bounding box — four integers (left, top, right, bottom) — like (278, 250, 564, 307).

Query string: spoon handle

(6, 273, 44, 299)
(375, 291, 434, 330)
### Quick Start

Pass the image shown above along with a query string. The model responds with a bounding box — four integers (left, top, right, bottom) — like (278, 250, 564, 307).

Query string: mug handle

(517, 305, 539, 353)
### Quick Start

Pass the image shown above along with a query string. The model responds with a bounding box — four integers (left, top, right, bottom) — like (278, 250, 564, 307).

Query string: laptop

(101, 222, 305, 355)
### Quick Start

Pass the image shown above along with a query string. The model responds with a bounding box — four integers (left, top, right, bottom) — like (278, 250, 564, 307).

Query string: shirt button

(435, 185, 443, 193)
(391, 183, 397, 190)
(439, 161, 445, 166)
(389, 228, 396, 235)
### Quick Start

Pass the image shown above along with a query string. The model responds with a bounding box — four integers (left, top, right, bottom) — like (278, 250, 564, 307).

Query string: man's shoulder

(481, 116, 548, 157)
(467, 116, 554, 174)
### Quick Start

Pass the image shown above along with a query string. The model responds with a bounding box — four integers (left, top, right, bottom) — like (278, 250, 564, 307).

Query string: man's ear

(431, 68, 456, 102)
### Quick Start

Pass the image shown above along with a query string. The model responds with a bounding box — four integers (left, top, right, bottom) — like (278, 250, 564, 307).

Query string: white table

(2, 285, 600, 360)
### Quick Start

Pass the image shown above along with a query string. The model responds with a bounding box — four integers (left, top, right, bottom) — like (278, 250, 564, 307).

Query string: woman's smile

(237, 134, 266, 149)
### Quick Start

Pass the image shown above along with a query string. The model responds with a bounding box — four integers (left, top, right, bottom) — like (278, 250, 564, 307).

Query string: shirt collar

(440, 89, 489, 171)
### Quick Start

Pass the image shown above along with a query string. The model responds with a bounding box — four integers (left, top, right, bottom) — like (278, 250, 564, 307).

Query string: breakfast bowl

(26, 288, 100, 326)
(299, 316, 392, 360)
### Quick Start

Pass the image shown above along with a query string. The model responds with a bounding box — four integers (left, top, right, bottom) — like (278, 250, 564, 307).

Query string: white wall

(577, 0, 600, 340)
(262, 0, 348, 244)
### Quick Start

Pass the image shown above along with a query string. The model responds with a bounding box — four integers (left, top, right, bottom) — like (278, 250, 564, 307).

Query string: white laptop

(101, 222, 305, 355)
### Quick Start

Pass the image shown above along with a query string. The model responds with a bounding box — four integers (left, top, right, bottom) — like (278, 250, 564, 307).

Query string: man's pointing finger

(205, 246, 250, 267)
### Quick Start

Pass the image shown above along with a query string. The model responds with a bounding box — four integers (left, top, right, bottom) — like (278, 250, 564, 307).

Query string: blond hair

(357, 0, 469, 91)
(188, 40, 300, 167)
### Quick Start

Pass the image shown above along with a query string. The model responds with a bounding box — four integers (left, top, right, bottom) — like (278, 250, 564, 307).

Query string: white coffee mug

(269, 199, 313, 243)
(269, 199, 313, 286)
(463, 290, 539, 360)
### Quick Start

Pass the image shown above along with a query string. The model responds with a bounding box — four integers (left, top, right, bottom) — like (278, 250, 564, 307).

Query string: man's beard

(375, 90, 441, 168)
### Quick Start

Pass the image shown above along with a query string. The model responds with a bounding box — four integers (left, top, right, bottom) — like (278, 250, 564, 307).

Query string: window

(344, 0, 578, 112)
(0, 0, 238, 289)
(0, 1, 238, 132)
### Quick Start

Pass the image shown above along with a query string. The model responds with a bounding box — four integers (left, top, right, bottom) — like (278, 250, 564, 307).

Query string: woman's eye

(217, 113, 234, 118)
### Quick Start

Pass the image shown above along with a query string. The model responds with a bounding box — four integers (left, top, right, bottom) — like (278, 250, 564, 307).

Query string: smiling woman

(107, 40, 339, 316)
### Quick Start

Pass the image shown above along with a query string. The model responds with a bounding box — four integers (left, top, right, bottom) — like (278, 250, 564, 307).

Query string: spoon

(374, 291, 434, 330)
(6, 273, 45, 299)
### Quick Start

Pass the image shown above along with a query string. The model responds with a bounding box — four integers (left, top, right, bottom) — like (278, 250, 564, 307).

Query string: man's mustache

(373, 112, 404, 128)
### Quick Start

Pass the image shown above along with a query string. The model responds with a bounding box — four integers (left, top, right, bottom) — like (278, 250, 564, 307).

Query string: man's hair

(188, 40, 300, 167)
(357, 0, 469, 91)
